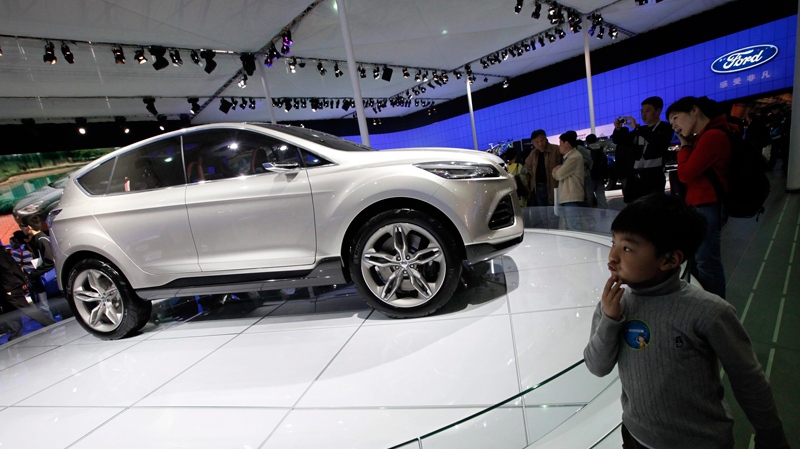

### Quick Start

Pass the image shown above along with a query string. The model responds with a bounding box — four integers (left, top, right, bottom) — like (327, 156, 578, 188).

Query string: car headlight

(18, 201, 44, 214)
(415, 162, 501, 179)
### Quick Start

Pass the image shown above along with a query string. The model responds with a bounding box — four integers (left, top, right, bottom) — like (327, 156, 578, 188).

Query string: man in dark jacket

(0, 247, 55, 340)
(611, 96, 675, 203)
(20, 215, 57, 319)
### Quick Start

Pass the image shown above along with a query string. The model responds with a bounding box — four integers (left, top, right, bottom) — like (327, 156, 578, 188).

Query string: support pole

(256, 55, 277, 124)
(785, 1, 800, 191)
(467, 78, 479, 151)
(584, 17, 596, 136)
(336, 0, 370, 146)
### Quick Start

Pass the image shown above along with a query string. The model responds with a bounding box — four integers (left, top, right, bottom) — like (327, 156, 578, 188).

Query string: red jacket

(676, 115, 732, 206)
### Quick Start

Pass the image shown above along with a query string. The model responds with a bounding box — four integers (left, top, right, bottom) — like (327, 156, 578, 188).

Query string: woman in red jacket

(666, 96, 732, 298)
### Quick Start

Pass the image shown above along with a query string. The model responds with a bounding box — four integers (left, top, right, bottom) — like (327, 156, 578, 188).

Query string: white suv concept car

(49, 123, 524, 339)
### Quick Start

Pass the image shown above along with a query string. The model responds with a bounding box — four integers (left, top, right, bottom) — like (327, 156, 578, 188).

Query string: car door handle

(262, 162, 300, 172)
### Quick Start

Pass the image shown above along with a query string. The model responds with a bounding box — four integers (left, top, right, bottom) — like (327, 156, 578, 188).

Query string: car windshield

(254, 124, 374, 152)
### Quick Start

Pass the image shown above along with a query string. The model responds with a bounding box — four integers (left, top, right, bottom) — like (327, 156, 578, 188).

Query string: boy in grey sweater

(584, 193, 789, 449)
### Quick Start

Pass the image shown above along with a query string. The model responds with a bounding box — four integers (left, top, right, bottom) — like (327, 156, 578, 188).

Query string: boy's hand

(602, 275, 624, 321)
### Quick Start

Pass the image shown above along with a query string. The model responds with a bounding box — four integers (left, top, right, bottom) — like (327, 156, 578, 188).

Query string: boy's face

(608, 232, 672, 288)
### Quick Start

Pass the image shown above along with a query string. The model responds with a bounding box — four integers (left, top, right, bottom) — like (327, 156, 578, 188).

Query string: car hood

(346, 147, 505, 166)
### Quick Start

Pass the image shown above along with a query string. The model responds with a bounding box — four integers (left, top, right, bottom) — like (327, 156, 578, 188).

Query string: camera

(615, 116, 626, 126)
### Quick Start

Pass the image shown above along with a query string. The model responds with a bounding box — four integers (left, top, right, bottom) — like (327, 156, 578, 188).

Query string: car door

(92, 137, 199, 275)
(182, 128, 316, 272)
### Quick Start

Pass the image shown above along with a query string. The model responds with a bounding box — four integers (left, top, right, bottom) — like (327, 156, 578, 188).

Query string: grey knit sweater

(584, 271, 788, 449)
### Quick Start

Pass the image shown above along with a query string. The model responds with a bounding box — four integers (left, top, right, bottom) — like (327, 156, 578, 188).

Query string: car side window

(299, 149, 332, 168)
(182, 129, 302, 182)
(107, 137, 183, 193)
(77, 158, 115, 195)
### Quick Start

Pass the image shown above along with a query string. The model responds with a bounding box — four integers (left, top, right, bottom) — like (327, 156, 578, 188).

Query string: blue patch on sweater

(623, 319, 651, 350)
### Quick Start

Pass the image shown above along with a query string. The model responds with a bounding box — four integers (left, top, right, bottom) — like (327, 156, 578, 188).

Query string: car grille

(488, 195, 515, 230)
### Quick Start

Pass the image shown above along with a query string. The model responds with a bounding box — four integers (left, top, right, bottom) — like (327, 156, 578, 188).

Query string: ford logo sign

(711, 45, 778, 74)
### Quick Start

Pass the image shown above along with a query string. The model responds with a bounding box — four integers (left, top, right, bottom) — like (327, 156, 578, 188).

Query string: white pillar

(467, 78, 479, 150)
(786, 1, 800, 191)
(256, 55, 277, 125)
(584, 17, 596, 136)
(336, 0, 370, 146)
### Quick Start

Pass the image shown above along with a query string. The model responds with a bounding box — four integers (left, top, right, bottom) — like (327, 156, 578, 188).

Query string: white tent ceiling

(0, 0, 736, 125)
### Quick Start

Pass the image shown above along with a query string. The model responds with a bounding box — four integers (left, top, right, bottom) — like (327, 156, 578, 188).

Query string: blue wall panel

(345, 16, 796, 150)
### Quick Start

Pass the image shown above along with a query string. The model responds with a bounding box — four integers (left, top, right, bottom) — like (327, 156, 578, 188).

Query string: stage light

(381, 66, 393, 82)
(43, 41, 57, 64)
(289, 57, 297, 73)
(219, 98, 233, 114)
(143, 97, 158, 115)
(531, 1, 541, 19)
(240, 53, 256, 76)
(373, 66, 380, 79)
(403, 67, 409, 78)
(238, 74, 247, 88)
(113, 45, 126, 64)
(61, 43, 74, 64)
(188, 97, 201, 114)
(231, 98, 238, 109)
(167, 49, 181, 66)
(75, 117, 87, 134)
(514, 0, 523, 14)
(248, 98, 256, 109)
(317, 62, 327, 76)
(610, 27, 619, 39)
(157, 114, 167, 131)
(199, 50, 217, 73)
(134, 47, 147, 64)
(149, 46, 169, 70)
(190, 50, 201, 65)
(597, 25, 605, 39)
(239, 97, 247, 109)
(115, 116, 129, 134)
(0, 46, 4, 56)
(414, 70, 421, 82)
(334, 63, 343, 77)
(503, 78, 509, 88)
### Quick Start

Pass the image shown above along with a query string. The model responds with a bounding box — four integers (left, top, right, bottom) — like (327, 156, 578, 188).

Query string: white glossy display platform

(0, 230, 620, 449)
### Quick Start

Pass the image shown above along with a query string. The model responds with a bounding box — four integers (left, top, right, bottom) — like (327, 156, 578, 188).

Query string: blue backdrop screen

(344, 16, 796, 150)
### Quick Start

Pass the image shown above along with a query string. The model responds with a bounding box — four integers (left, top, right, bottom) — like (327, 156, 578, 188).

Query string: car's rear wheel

(350, 209, 462, 317)
(66, 259, 151, 340)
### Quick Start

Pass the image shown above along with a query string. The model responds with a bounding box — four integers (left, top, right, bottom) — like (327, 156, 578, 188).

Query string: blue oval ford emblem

(711, 45, 778, 74)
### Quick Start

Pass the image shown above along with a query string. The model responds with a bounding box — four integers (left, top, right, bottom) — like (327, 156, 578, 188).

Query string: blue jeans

(692, 203, 727, 298)
(560, 201, 585, 230)
(531, 183, 550, 207)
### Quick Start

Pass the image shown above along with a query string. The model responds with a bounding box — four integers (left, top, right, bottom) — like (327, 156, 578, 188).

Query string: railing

(389, 360, 620, 449)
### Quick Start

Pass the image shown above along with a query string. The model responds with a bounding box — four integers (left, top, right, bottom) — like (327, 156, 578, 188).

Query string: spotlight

(149, 46, 169, 70)
(143, 97, 158, 115)
(199, 50, 217, 73)
(115, 116, 129, 134)
(503, 78, 509, 88)
(190, 50, 201, 65)
(423, 71, 429, 82)
(289, 57, 297, 73)
(556, 27, 566, 39)
(531, 0, 541, 19)
(538, 35, 546, 47)
(240, 53, 256, 76)
(298, 60, 306, 68)
(414, 70, 421, 82)
(188, 97, 201, 114)
(523, 41, 532, 51)
(464, 64, 472, 76)
(265, 43, 280, 66)
(381, 66, 393, 82)
(75, 117, 87, 134)
(403, 67, 409, 78)
(358, 65, 366, 78)
(596, 25, 605, 39)
(484, 77, 488, 83)
(373, 66, 380, 79)
(231, 98, 239, 109)
(249, 98, 256, 109)
(547, 32, 556, 43)
(317, 62, 327, 76)
(441, 71, 448, 83)
(134, 47, 147, 64)
(636, 0, 648, 4)
(334, 63, 343, 77)
(0, 46, 3, 56)
(419, 86, 426, 93)
(61, 43, 74, 64)
(238, 74, 248, 88)
(609, 27, 619, 39)
(454, 70, 462, 80)
(514, 0, 523, 14)
(239, 97, 247, 109)
(157, 114, 167, 131)
(43, 41, 57, 64)
(341, 99, 351, 111)
(113, 45, 126, 64)
(219, 98, 233, 114)
(282, 30, 293, 48)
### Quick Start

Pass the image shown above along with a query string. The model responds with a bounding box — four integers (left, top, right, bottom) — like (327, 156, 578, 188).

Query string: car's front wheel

(350, 209, 462, 317)
(66, 259, 151, 340)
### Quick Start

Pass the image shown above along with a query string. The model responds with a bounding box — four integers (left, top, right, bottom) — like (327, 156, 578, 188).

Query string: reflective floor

(0, 229, 615, 449)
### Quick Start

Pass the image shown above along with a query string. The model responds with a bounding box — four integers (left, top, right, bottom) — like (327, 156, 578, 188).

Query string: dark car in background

(13, 171, 74, 230)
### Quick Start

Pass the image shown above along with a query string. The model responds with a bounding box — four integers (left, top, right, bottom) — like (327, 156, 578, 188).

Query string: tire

(349, 209, 462, 318)
(65, 259, 152, 340)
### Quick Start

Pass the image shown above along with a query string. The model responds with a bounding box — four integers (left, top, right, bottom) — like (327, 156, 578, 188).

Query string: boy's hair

(611, 193, 707, 257)
(585, 134, 598, 145)
(559, 130, 577, 148)
(530, 129, 546, 140)
(21, 214, 44, 231)
(642, 96, 664, 111)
